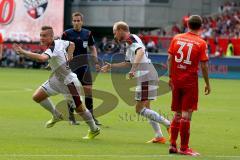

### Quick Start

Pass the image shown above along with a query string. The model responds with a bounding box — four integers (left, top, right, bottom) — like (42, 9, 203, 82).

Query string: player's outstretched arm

(100, 61, 131, 72)
(12, 43, 49, 62)
(67, 42, 75, 61)
(201, 61, 211, 95)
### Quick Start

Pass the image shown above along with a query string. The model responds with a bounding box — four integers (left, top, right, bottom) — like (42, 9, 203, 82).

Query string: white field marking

(0, 154, 239, 158)
(0, 88, 33, 93)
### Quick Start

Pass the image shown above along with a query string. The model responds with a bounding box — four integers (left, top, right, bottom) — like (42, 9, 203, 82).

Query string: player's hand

(45, 64, 51, 70)
(204, 84, 211, 95)
(128, 71, 135, 79)
(12, 43, 23, 55)
(100, 62, 111, 72)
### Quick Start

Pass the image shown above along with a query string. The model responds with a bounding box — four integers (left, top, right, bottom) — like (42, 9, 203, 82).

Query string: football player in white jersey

(13, 26, 100, 139)
(101, 21, 170, 143)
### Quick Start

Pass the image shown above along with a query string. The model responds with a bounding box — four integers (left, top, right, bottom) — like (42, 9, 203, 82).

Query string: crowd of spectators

(1, 1, 239, 68)
(0, 45, 47, 68)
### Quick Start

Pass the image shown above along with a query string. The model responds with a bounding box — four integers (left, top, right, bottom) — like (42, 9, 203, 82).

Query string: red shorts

(171, 84, 198, 112)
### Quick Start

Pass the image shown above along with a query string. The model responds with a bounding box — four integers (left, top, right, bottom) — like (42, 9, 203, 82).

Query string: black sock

(68, 104, 76, 121)
(85, 96, 93, 114)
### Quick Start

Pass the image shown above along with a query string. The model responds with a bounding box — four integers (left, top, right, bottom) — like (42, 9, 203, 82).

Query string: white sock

(149, 120, 163, 138)
(140, 107, 170, 127)
(79, 110, 98, 131)
(39, 98, 60, 117)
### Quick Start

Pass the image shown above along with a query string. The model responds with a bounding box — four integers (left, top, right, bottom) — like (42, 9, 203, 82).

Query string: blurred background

(0, 0, 240, 79)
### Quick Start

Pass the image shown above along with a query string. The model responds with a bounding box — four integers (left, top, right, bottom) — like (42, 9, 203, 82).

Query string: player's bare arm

(129, 48, 144, 79)
(201, 61, 211, 95)
(101, 61, 131, 73)
(13, 43, 49, 62)
(67, 42, 75, 61)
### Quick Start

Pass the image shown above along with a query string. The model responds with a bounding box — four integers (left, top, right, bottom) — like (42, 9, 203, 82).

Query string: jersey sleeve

(61, 40, 70, 50)
(88, 32, 95, 46)
(0, 33, 3, 44)
(61, 31, 68, 40)
(44, 48, 54, 58)
(168, 37, 175, 55)
(200, 42, 209, 62)
(131, 43, 142, 55)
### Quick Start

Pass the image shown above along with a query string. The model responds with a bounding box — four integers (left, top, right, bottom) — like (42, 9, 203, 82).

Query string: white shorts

(41, 75, 83, 108)
(135, 80, 158, 101)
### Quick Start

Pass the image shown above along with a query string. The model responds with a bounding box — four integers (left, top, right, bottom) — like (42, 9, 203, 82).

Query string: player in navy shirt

(62, 12, 101, 125)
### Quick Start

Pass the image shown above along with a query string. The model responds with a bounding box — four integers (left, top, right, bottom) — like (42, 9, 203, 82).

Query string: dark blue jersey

(61, 28, 95, 57)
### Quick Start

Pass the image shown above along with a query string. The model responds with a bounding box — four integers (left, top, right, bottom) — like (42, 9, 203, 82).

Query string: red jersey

(168, 32, 209, 86)
(0, 33, 3, 44)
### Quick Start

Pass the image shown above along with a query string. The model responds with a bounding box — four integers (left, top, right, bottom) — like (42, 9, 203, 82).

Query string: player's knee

(181, 114, 192, 121)
(32, 94, 41, 103)
(135, 108, 141, 114)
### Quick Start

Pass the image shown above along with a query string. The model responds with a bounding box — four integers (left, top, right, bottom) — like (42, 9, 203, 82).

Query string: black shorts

(69, 57, 92, 86)
(74, 67, 92, 86)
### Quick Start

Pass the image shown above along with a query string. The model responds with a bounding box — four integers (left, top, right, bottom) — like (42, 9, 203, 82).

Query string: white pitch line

(0, 154, 239, 158)
(0, 88, 33, 93)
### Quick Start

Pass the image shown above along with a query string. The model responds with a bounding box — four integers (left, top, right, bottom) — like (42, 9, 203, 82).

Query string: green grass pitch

(0, 68, 239, 160)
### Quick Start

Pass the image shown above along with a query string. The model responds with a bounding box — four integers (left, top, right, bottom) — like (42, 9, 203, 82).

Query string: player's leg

(144, 101, 165, 143)
(136, 81, 170, 127)
(83, 84, 101, 125)
(33, 84, 63, 128)
(179, 86, 199, 156)
(169, 85, 182, 154)
(169, 112, 181, 153)
(179, 111, 200, 156)
(82, 68, 101, 125)
(66, 81, 100, 139)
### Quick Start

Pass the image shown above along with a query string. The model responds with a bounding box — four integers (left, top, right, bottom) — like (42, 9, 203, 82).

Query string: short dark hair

(41, 25, 54, 36)
(188, 15, 202, 30)
(41, 25, 53, 31)
(72, 12, 83, 20)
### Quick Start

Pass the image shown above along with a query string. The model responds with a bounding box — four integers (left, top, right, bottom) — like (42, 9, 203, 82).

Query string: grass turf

(0, 68, 239, 160)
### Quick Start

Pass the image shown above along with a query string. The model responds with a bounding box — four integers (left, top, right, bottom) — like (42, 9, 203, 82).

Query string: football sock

(39, 98, 60, 117)
(140, 107, 170, 127)
(148, 120, 163, 138)
(79, 109, 98, 131)
(67, 103, 77, 122)
(85, 96, 93, 114)
(170, 114, 181, 147)
(180, 118, 190, 150)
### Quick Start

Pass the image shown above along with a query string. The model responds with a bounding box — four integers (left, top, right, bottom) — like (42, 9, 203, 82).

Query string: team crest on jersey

(24, 0, 48, 19)
(83, 41, 88, 48)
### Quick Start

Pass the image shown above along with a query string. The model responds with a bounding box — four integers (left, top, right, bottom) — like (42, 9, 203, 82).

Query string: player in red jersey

(167, 15, 211, 156)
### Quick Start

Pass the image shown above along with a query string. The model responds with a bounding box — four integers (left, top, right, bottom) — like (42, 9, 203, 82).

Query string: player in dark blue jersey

(62, 12, 101, 125)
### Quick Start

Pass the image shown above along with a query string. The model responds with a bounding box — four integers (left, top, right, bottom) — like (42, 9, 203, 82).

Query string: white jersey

(125, 34, 151, 64)
(124, 34, 158, 82)
(44, 39, 75, 85)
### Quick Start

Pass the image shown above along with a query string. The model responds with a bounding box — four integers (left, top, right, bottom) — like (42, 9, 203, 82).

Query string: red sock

(180, 118, 190, 151)
(170, 114, 181, 147)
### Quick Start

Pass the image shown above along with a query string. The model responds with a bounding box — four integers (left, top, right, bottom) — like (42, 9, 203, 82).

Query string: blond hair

(113, 21, 129, 32)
